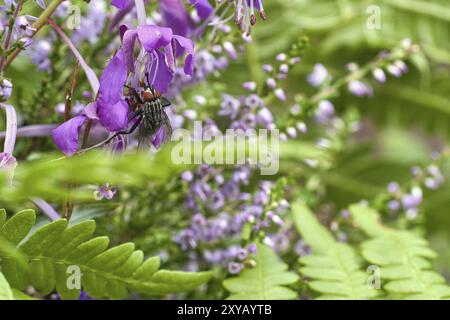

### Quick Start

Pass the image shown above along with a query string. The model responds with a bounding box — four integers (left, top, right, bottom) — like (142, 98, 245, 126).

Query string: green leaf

(223, 243, 299, 300)
(0, 209, 212, 299)
(0, 209, 6, 229)
(0, 271, 14, 300)
(350, 204, 450, 300)
(0, 209, 36, 246)
(293, 200, 378, 299)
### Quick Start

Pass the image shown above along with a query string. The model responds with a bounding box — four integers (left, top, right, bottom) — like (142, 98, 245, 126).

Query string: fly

(102, 83, 173, 149)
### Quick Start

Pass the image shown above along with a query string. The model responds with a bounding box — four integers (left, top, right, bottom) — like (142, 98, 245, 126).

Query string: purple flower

(94, 183, 118, 200)
(388, 200, 400, 212)
(0, 152, 17, 186)
(262, 64, 273, 73)
(54, 290, 93, 300)
(387, 182, 400, 194)
(373, 68, 386, 83)
(348, 80, 373, 97)
(274, 88, 286, 101)
(256, 107, 273, 128)
(223, 41, 238, 60)
(243, 81, 256, 91)
(244, 94, 262, 109)
(236, 248, 248, 260)
(314, 100, 334, 123)
(189, 0, 213, 20)
(207, 191, 225, 210)
(0, 152, 16, 169)
(219, 94, 240, 119)
(52, 48, 131, 155)
(307, 63, 329, 87)
(387, 64, 402, 77)
(52, 115, 88, 156)
(0, 79, 13, 101)
(111, 0, 133, 8)
(78, 290, 93, 300)
(247, 243, 257, 254)
(96, 50, 129, 132)
(295, 240, 312, 256)
(228, 262, 244, 274)
(266, 78, 276, 89)
(122, 24, 195, 93)
(181, 170, 194, 182)
(151, 126, 165, 148)
(160, 0, 195, 37)
(401, 187, 422, 210)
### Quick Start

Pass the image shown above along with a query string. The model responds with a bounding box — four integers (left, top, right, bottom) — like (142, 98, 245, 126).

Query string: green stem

(0, 0, 24, 74)
(4, 0, 65, 69)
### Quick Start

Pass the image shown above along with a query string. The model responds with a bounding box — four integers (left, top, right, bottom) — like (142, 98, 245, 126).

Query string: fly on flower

(104, 74, 173, 149)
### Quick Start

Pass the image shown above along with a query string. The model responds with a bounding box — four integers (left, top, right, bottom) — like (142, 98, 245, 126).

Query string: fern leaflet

(223, 243, 299, 300)
(293, 201, 378, 300)
(0, 209, 211, 299)
(350, 204, 450, 299)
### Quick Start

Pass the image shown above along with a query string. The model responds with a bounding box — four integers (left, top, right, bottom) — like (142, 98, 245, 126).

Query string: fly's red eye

(143, 90, 154, 101)
(154, 91, 161, 98)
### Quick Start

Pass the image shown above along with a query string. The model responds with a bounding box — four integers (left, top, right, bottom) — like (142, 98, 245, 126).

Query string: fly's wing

(160, 97, 171, 108)
(137, 115, 158, 150)
(161, 111, 173, 143)
(137, 112, 172, 149)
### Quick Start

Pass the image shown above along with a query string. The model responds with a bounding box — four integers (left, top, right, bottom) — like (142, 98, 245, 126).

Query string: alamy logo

(66, 5, 81, 30)
(66, 265, 82, 290)
(366, 5, 382, 30)
(367, 265, 381, 290)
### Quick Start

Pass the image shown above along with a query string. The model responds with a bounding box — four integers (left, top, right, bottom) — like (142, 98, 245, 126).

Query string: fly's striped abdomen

(143, 98, 163, 123)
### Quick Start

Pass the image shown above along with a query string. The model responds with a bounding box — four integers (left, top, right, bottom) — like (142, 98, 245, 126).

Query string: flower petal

(189, 0, 213, 20)
(151, 126, 165, 149)
(111, 0, 133, 9)
(97, 50, 129, 131)
(84, 101, 99, 120)
(0, 152, 17, 169)
(164, 43, 176, 72)
(119, 24, 129, 41)
(137, 25, 173, 53)
(52, 115, 87, 156)
(172, 35, 195, 76)
(97, 99, 129, 132)
(122, 29, 138, 72)
(98, 49, 127, 105)
(147, 50, 174, 93)
(160, 0, 194, 37)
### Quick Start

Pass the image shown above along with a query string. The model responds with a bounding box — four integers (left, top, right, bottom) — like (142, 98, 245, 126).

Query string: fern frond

(276, 0, 450, 64)
(350, 204, 450, 299)
(0, 209, 211, 299)
(292, 201, 378, 300)
(223, 244, 299, 300)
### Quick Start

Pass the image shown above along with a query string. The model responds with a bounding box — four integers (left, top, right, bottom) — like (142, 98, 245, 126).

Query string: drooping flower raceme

(53, 25, 195, 156)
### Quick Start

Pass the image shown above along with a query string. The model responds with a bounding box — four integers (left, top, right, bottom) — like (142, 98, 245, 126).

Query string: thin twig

(4, 0, 66, 69)
(0, 0, 24, 73)
(62, 61, 80, 220)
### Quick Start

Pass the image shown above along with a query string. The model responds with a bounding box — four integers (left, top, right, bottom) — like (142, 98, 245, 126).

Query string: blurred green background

(1, 0, 449, 283)
(245, 0, 450, 276)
